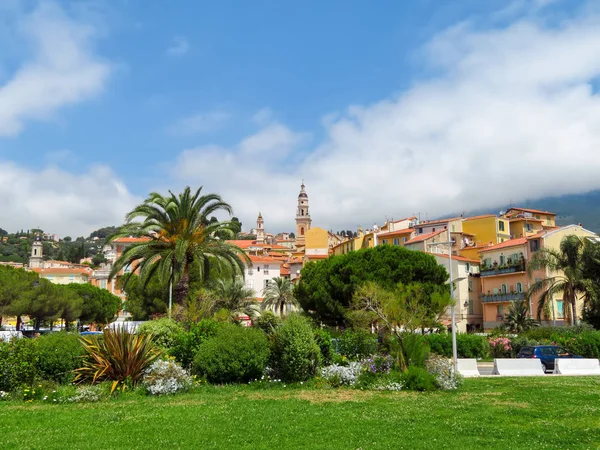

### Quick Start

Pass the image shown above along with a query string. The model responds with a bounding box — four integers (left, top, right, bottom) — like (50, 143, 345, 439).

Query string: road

(477, 362, 494, 376)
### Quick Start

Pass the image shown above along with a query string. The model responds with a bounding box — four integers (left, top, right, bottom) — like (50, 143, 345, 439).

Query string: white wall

(244, 262, 281, 298)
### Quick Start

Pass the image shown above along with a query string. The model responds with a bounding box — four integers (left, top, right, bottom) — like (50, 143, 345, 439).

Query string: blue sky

(1, 0, 600, 236)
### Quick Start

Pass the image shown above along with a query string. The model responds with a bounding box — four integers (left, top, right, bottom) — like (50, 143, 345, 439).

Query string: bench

(456, 359, 479, 377)
(554, 358, 600, 375)
(492, 358, 544, 376)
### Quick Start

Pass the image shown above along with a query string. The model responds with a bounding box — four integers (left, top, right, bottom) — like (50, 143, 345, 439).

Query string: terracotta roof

(506, 207, 556, 216)
(427, 253, 480, 264)
(463, 214, 497, 221)
(479, 238, 527, 253)
(112, 237, 152, 243)
(227, 240, 289, 250)
(509, 217, 543, 223)
(391, 216, 417, 223)
(404, 230, 445, 245)
(280, 266, 291, 276)
(377, 228, 415, 238)
(247, 255, 283, 265)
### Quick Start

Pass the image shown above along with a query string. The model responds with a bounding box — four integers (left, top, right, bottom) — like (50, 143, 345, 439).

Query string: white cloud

(166, 36, 190, 57)
(0, 162, 139, 237)
(169, 111, 231, 135)
(172, 8, 600, 234)
(0, 1, 111, 136)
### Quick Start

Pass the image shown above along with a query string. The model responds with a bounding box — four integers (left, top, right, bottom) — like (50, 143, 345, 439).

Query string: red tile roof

(404, 230, 445, 245)
(247, 255, 283, 265)
(280, 266, 291, 276)
(32, 267, 91, 275)
(509, 217, 543, 223)
(227, 240, 290, 250)
(112, 237, 152, 243)
(377, 228, 415, 238)
(506, 207, 556, 216)
(478, 238, 527, 253)
(305, 254, 329, 260)
(419, 217, 462, 226)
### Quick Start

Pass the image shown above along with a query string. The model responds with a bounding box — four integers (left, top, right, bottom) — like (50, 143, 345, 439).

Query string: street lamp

(426, 240, 465, 368)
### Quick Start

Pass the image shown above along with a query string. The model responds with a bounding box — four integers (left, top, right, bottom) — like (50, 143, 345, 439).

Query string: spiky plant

(74, 326, 161, 393)
(504, 300, 539, 333)
(210, 278, 260, 320)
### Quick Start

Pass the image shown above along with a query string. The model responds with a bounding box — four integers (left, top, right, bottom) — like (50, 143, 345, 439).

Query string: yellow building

(461, 215, 511, 260)
(505, 207, 556, 228)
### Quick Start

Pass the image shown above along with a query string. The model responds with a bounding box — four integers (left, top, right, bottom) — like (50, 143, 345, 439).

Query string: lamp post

(426, 239, 462, 367)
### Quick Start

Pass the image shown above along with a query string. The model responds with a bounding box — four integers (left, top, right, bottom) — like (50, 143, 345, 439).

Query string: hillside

(0, 226, 117, 265)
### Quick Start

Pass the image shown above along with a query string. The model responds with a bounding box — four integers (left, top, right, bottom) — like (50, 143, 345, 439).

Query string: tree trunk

(173, 272, 190, 305)
(16, 315, 22, 331)
(571, 289, 578, 326)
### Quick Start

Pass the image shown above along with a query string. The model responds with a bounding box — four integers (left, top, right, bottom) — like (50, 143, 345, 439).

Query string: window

(547, 218, 552, 225)
(468, 300, 474, 314)
(257, 266, 261, 272)
(123, 264, 131, 273)
(499, 221, 505, 232)
(556, 300, 564, 319)
(451, 225, 455, 232)
(432, 228, 436, 232)
(535, 215, 540, 220)
(493, 288, 499, 295)
(484, 258, 492, 267)
(246, 280, 254, 289)
(530, 239, 540, 252)
(468, 279, 473, 292)
(525, 223, 533, 232)
(516, 282, 523, 293)
(497, 305, 504, 319)
(501, 284, 508, 294)
(100, 280, 107, 289)
(34, 248, 38, 256)
(418, 228, 423, 234)
(466, 263, 471, 272)
(382, 239, 388, 245)
(69, 275, 75, 281)
(393, 238, 399, 246)
(402, 237, 408, 243)
(300, 227, 305, 236)
(264, 280, 269, 289)
(499, 255, 505, 266)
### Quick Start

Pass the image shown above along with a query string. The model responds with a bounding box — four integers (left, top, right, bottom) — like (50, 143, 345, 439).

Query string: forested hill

(0, 226, 118, 265)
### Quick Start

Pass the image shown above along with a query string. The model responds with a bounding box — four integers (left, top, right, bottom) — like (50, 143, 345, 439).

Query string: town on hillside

(1, 181, 598, 333)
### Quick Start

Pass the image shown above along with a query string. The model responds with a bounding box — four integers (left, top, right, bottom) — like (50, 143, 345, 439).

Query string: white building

(244, 254, 283, 299)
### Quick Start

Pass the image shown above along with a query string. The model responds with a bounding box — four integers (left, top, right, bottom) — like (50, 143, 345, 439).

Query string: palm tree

(504, 300, 538, 333)
(109, 187, 248, 305)
(210, 278, 260, 320)
(527, 235, 597, 325)
(262, 277, 299, 317)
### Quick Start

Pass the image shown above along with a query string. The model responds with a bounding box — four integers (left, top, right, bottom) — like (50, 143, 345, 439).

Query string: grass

(1, 377, 600, 449)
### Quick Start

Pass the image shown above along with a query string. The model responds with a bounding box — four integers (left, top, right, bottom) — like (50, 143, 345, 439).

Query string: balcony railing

(480, 263, 525, 277)
(480, 292, 526, 303)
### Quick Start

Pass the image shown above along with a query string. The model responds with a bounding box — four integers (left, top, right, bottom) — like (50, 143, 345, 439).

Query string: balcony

(480, 292, 526, 303)
(480, 263, 525, 277)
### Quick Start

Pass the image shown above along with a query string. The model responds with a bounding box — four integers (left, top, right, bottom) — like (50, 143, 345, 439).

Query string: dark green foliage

(64, 283, 121, 325)
(424, 333, 490, 359)
(193, 324, 269, 383)
(138, 318, 182, 349)
(295, 245, 448, 324)
(35, 333, 85, 384)
(313, 328, 334, 365)
(270, 315, 321, 382)
(401, 366, 437, 392)
(119, 273, 169, 320)
(253, 311, 281, 335)
(170, 320, 223, 369)
(0, 338, 38, 391)
(337, 329, 378, 360)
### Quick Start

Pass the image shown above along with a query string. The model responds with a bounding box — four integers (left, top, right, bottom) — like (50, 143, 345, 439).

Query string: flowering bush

(489, 337, 512, 358)
(371, 380, 403, 391)
(68, 385, 103, 403)
(143, 359, 193, 395)
(424, 355, 462, 390)
(320, 362, 363, 387)
(0, 390, 9, 401)
(23, 385, 44, 402)
(363, 355, 392, 375)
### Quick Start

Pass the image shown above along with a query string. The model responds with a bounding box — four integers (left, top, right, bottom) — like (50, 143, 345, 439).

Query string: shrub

(489, 337, 512, 358)
(401, 366, 437, 392)
(194, 324, 269, 384)
(320, 362, 363, 387)
(35, 333, 84, 384)
(170, 319, 223, 369)
(270, 315, 321, 382)
(253, 311, 281, 335)
(313, 328, 335, 365)
(337, 329, 378, 360)
(509, 336, 539, 357)
(363, 355, 392, 375)
(74, 327, 161, 392)
(0, 338, 38, 391)
(425, 354, 462, 390)
(143, 359, 193, 395)
(68, 385, 103, 403)
(138, 319, 182, 349)
(424, 333, 490, 359)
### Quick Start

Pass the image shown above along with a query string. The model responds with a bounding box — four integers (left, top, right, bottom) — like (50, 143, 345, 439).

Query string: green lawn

(2, 377, 600, 449)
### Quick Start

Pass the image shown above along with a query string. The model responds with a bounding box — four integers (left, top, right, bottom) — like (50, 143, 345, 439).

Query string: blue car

(517, 345, 581, 372)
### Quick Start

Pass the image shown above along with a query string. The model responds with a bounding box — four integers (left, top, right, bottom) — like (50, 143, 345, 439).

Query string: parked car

(517, 345, 582, 372)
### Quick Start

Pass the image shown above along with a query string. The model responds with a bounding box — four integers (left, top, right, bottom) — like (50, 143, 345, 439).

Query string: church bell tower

(29, 235, 44, 269)
(295, 181, 312, 247)
(256, 212, 265, 245)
